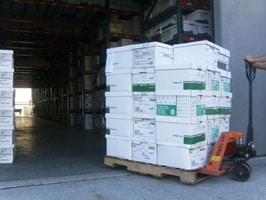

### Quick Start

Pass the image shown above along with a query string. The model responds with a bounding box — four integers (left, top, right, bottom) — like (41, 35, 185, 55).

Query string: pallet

(104, 156, 208, 184)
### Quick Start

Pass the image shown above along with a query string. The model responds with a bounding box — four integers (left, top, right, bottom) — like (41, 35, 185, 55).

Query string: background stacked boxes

(105, 40, 231, 170)
(0, 50, 15, 164)
(144, 0, 212, 43)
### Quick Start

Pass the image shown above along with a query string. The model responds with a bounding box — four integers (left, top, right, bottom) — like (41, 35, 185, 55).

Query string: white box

(156, 62, 207, 71)
(106, 114, 133, 138)
(0, 50, 13, 69)
(156, 95, 206, 123)
(0, 69, 14, 88)
(173, 40, 219, 71)
(156, 121, 206, 148)
(186, 9, 211, 24)
(106, 135, 132, 160)
(0, 147, 15, 163)
(206, 70, 220, 96)
(0, 107, 14, 126)
(106, 73, 132, 92)
(132, 139, 157, 164)
(106, 45, 133, 73)
(161, 24, 178, 43)
(156, 68, 206, 95)
(132, 70, 155, 92)
(206, 96, 220, 119)
(161, 14, 177, 30)
(133, 42, 173, 68)
(220, 69, 232, 97)
(0, 126, 15, 147)
(183, 20, 199, 35)
(219, 97, 231, 117)
(105, 92, 133, 115)
(198, 23, 212, 37)
(206, 119, 220, 144)
(0, 88, 14, 106)
(157, 142, 208, 170)
(133, 92, 156, 118)
(219, 117, 230, 133)
(134, 118, 156, 140)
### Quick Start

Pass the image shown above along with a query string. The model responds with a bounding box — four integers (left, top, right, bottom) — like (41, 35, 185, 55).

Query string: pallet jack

(197, 61, 257, 182)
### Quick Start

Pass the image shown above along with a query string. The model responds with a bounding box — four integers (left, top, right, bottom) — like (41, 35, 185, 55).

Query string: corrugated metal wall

(214, 0, 266, 155)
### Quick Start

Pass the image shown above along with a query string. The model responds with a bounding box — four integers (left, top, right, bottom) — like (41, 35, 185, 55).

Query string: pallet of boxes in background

(104, 40, 231, 184)
(0, 50, 15, 164)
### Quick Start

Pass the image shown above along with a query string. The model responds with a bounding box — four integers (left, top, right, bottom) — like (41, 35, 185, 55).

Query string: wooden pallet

(104, 156, 209, 184)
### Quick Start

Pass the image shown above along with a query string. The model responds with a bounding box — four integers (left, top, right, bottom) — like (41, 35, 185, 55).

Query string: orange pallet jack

(197, 62, 256, 182)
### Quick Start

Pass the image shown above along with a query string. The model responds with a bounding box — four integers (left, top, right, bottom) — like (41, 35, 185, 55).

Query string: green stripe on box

(105, 107, 110, 113)
(196, 105, 206, 116)
(183, 81, 205, 90)
(106, 85, 110, 92)
(184, 133, 205, 144)
(220, 108, 231, 114)
(157, 104, 176, 116)
(132, 84, 155, 92)
(206, 108, 219, 115)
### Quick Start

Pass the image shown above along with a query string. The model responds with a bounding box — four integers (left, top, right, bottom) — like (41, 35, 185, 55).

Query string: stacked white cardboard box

(105, 40, 231, 170)
(0, 50, 15, 164)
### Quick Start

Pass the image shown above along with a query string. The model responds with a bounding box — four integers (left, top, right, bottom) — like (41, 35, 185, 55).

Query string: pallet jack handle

(245, 61, 256, 145)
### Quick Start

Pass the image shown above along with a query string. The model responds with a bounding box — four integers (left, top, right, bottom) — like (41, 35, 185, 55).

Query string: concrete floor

(0, 116, 266, 200)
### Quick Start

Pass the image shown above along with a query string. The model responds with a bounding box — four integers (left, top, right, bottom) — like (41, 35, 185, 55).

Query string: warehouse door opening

(15, 88, 32, 116)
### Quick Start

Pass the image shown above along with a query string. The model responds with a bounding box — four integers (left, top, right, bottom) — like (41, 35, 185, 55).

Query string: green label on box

(105, 107, 110, 113)
(157, 104, 177, 116)
(183, 81, 205, 90)
(206, 107, 219, 115)
(211, 127, 219, 139)
(106, 129, 110, 135)
(219, 107, 231, 115)
(223, 82, 230, 92)
(184, 133, 205, 144)
(106, 85, 110, 92)
(212, 80, 219, 91)
(132, 84, 155, 92)
(196, 105, 206, 116)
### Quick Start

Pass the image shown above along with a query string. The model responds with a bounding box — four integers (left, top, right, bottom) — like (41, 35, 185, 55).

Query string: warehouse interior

(1, 0, 266, 182)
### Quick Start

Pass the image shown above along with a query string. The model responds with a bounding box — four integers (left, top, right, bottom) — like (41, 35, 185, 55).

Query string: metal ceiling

(0, 0, 139, 88)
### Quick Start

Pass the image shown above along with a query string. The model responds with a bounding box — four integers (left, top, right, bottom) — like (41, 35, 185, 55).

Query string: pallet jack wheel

(232, 163, 251, 182)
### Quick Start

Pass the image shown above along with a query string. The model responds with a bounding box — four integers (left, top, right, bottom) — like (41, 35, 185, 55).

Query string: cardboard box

(183, 20, 199, 35)
(206, 96, 220, 119)
(106, 73, 132, 92)
(186, 9, 211, 24)
(0, 88, 14, 107)
(105, 92, 133, 115)
(85, 114, 93, 130)
(0, 69, 14, 88)
(156, 121, 206, 148)
(161, 24, 178, 43)
(157, 142, 208, 170)
(206, 119, 220, 144)
(0, 107, 14, 126)
(219, 97, 232, 117)
(156, 68, 206, 96)
(0, 147, 15, 164)
(132, 42, 173, 68)
(133, 118, 156, 140)
(0, 126, 15, 147)
(133, 92, 156, 118)
(220, 69, 232, 97)
(106, 114, 133, 138)
(198, 23, 212, 37)
(156, 95, 206, 123)
(106, 45, 133, 73)
(106, 135, 132, 160)
(132, 70, 155, 92)
(0, 50, 13, 69)
(132, 139, 157, 164)
(206, 70, 220, 96)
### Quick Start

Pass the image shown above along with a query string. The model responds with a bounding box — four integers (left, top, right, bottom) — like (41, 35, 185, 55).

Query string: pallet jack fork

(197, 62, 257, 182)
